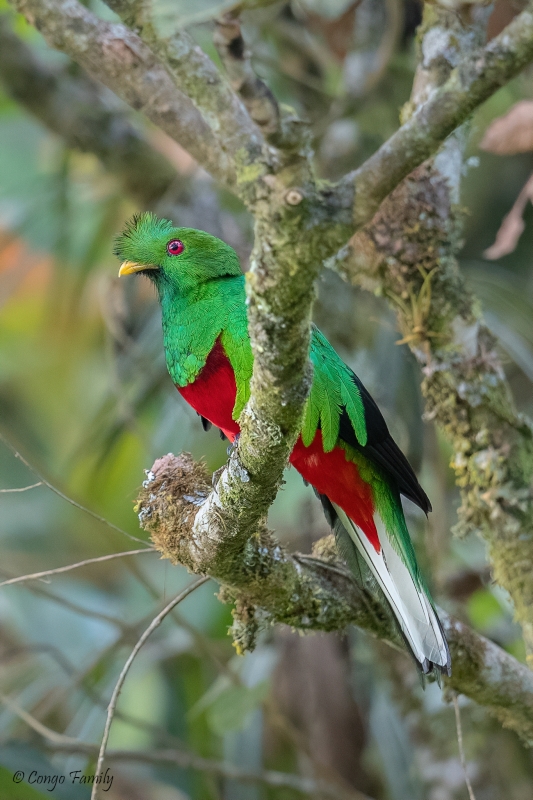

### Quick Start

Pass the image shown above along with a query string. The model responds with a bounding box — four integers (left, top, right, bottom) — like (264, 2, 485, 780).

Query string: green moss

(235, 156, 267, 185)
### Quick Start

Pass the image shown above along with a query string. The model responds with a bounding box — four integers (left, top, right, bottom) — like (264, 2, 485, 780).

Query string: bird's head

(114, 212, 242, 294)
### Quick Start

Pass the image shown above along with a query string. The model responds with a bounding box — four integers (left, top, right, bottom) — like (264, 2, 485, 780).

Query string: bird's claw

(227, 432, 240, 457)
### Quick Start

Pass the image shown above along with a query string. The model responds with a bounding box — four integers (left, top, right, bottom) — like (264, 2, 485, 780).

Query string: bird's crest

(113, 212, 173, 259)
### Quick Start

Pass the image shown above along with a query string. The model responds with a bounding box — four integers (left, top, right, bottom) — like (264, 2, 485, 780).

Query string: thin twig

(41, 741, 365, 800)
(214, 12, 280, 137)
(3, 642, 192, 751)
(13, 580, 129, 629)
(0, 432, 147, 545)
(125, 562, 242, 685)
(107, 747, 370, 800)
(2, 690, 364, 799)
(0, 481, 42, 492)
(17, 589, 203, 722)
(0, 692, 79, 745)
(91, 576, 210, 800)
(0, 548, 155, 588)
(453, 694, 477, 800)
(47, 740, 372, 800)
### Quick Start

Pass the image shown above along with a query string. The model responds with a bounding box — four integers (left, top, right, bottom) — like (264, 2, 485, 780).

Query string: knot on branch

(135, 453, 210, 571)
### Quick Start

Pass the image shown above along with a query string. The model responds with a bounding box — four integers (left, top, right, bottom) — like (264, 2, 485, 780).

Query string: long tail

(319, 494, 451, 675)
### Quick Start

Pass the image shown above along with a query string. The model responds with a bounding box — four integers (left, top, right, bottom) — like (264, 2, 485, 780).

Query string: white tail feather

(332, 503, 450, 673)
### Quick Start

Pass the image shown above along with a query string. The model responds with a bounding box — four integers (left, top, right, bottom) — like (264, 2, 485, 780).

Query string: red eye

(167, 238, 184, 256)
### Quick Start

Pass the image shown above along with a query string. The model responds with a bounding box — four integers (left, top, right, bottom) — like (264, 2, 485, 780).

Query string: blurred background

(0, 0, 532, 798)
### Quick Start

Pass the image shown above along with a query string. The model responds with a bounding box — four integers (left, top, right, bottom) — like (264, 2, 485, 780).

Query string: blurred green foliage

(0, 1, 532, 799)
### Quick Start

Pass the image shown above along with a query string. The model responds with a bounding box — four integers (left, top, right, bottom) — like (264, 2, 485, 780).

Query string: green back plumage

(113, 213, 429, 589)
(160, 278, 252, 420)
(303, 327, 367, 451)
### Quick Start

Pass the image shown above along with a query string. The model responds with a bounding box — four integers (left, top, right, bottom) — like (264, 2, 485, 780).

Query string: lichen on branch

(331, 2, 533, 666)
(102, 0, 275, 197)
(136, 452, 533, 745)
(333, 1, 533, 233)
(0, 14, 175, 206)
(333, 163, 533, 667)
(7, 0, 234, 186)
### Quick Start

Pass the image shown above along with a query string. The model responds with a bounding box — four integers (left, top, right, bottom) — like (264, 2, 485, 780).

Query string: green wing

(222, 325, 253, 419)
(302, 326, 367, 451)
(220, 284, 253, 420)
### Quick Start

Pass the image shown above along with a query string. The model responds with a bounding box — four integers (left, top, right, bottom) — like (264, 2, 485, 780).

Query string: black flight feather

(337, 371, 432, 515)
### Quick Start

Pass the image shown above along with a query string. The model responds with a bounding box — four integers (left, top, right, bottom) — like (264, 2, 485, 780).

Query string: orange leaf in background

(480, 100, 533, 155)
(0, 228, 52, 305)
(484, 172, 533, 260)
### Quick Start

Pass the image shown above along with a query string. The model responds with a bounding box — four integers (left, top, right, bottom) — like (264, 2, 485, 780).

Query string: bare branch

(91, 577, 210, 800)
(0, 481, 42, 492)
(6, 0, 234, 186)
(331, 2, 533, 234)
(0, 692, 81, 745)
(6, 679, 370, 800)
(214, 12, 281, 137)
(453, 694, 478, 800)
(38, 740, 370, 800)
(103, 0, 275, 193)
(13, 580, 129, 628)
(4, 690, 360, 798)
(0, 13, 179, 206)
(0, 548, 154, 588)
(104, 748, 372, 800)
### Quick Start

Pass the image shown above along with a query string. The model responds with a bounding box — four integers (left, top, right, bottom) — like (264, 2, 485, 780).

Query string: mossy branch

(335, 1, 533, 233)
(331, 4, 533, 666)
(6, 0, 234, 186)
(102, 0, 275, 195)
(0, 14, 175, 206)
(136, 452, 533, 745)
(332, 165, 533, 667)
(0, 14, 229, 234)
(9, 0, 533, 224)
(213, 12, 281, 138)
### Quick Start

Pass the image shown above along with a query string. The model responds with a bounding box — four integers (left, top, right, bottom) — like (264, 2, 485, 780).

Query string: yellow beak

(118, 261, 158, 276)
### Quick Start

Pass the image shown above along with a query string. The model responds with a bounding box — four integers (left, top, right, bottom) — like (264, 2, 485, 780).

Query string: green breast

(160, 276, 253, 420)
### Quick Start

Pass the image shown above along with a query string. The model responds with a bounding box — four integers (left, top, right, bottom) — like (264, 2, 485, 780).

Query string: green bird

(115, 212, 451, 676)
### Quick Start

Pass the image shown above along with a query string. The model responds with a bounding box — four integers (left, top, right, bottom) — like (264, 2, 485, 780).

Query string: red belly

(290, 433, 379, 550)
(177, 339, 240, 441)
(177, 339, 379, 550)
